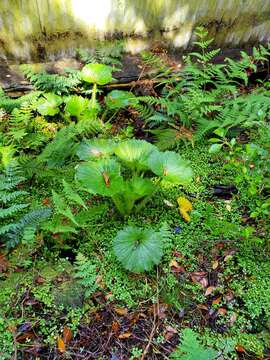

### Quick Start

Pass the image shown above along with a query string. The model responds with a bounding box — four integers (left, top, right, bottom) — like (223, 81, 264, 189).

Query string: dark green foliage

(170, 329, 219, 359)
(0, 166, 51, 248)
(77, 40, 124, 69)
(136, 27, 270, 142)
(21, 65, 81, 94)
(74, 253, 98, 296)
(0, 87, 41, 112)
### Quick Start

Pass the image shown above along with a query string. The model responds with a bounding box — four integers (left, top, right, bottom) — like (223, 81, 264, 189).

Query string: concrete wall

(1, 0, 270, 62)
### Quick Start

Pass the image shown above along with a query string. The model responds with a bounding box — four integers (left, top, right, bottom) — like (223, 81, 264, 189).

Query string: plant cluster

(0, 28, 269, 359)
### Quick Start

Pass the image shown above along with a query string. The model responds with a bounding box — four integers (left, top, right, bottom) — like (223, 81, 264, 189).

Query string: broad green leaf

(113, 226, 164, 272)
(114, 139, 156, 171)
(77, 139, 115, 161)
(209, 143, 223, 154)
(36, 93, 62, 116)
(65, 95, 89, 116)
(126, 177, 155, 200)
(105, 90, 139, 109)
(81, 64, 113, 85)
(149, 151, 193, 185)
(75, 158, 124, 196)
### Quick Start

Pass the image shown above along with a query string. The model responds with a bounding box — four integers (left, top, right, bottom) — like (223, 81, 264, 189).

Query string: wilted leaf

(57, 337, 66, 353)
(118, 332, 132, 339)
(235, 344, 246, 353)
(205, 286, 215, 296)
(164, 199, 174, 207)
(112, 321, 120, 333)
(217, 308, 227, 315)
(170, 259, 185, 273)
(212, 260, 219, 270)
(197, 304, 208, 311)
(229, 312, 237, 326)
(63, 326, 72, 343)
(0, 254, 9, 272)
(114, 307, 128, 316)
(212, 296, 222, 305)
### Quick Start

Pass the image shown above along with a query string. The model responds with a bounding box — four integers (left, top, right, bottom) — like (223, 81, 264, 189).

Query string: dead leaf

(217, 308, 227, 315)
(105, 292, 113, 301)
(34, 276, 45, 284)
(205, 286, 215, 296)
(197, 304, 209, 311)
(114, 307, 128, 316)
(235, 344, 246, 353)
(63, 326, 72, 343)
(190, 272, 208, 288)
(229, 312, 237, 326)
(112, 321, 120, 333)
(224, 254, 233, 262)
(164, 199, 174, 207)
(212, 296, 222, 305)
(42, 198, 50, 206)
(169, 259, 185, 273)
(225, 290, 234, 302)
(165, 326, 178, 334)
(118, 332, 132, 339)
(16, 332, 35, 343)
(149, 303, 168, 319)
(165, 326, 178, 341)
(0, 254, 9, 273)
(57, 337, 66, 353)
(212, 260, 219, 270)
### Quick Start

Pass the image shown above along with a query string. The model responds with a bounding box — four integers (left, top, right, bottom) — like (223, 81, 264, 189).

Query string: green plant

(81, 63, 114, 118)
(135, 27, 270, 143)
(0, 166, 51, 248)
(43, 179, 106, 235)
(105, 90, 139, 110)
(74, 253, 98, 297)
(75, 138, 192, 216)
(21, 65, 81, 94)
(77, 40, 124, 69)
(170, 329, 219, 359)
(113, 225, 165, 272)
(36, 93, 63, 116)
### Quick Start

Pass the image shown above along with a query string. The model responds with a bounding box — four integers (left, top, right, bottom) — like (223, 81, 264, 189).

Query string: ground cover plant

(0, 28, 269, 359)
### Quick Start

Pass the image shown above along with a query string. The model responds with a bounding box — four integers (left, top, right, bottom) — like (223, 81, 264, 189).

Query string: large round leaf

(114, 139, 156, 171)
(105, 90, 139, 110)
(65, 95, 89, 116)
(148, 150, 193, 184)
(113, 226, 164, 272)
(81, 64, 113, 85)
(77, 139, 115, 161)
(36, 93, 62, 116)
(75, 158, 123, 196)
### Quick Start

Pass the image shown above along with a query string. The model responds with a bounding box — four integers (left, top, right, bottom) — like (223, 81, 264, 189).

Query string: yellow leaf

(177, 197, 193, 211)
(180, 209, 191, 222)
(114, 307, 128, 316)
(57, 337, 66, 353)
(177, 197, 193, 222)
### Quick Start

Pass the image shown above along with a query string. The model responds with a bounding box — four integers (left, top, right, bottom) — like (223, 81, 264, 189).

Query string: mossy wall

(1, 0, 270, 62)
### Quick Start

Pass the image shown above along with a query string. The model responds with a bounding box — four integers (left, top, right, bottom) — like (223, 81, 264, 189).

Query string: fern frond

(21, 65, 81, 94)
